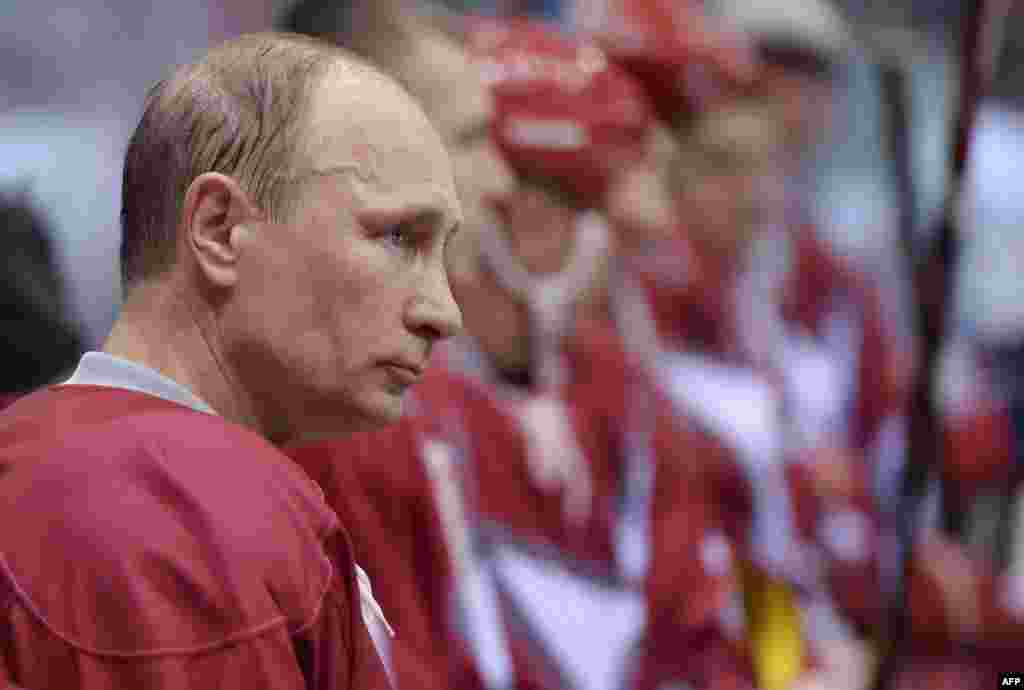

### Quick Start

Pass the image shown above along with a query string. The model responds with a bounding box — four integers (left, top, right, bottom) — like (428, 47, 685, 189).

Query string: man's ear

(181, 172, 257, 288)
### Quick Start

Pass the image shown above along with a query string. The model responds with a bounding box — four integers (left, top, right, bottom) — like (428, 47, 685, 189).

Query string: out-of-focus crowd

(3, 1, 1022, 689)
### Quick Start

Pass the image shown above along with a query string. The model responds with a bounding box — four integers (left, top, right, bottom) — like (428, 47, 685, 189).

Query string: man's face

(670, 106, 785, 256)
(760, 66, 835, 159)
(605, 154, 678, 259)
(457, 259, 533, 375)
(228, 67, 463, 440)
(457, 178, 585, 376)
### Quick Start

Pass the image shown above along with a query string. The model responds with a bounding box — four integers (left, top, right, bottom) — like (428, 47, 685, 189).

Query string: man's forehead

(305, 67, 442, 159)
(301, 66, 461, 226)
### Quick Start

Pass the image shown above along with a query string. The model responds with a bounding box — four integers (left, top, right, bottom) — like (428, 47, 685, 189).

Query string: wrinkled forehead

(300, 64, 461, 220)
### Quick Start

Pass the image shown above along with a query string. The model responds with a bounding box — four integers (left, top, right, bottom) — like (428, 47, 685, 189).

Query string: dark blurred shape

(276, 0, 354, 40)
(835, 0, 964, 36)
(989, 1, 1024, 109)
(0, 189, 84, 394)
(989, 341, 1024, 487)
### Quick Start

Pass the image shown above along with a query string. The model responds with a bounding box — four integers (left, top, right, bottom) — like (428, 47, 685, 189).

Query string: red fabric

(778, 227, 910, 633)
(784, 454, 884, 632)
(636, 410, 757, 690)
(901, 522, 1024, 672)
(0, 386, 390, 690)
(293, 369, 530, 690)
(904, 544, 955, 648)
(291, 321, 757, 690)
(0, 393, 22, 412)
(630, 224, 904, 637)
(893, 332, 1022, 674)
(493, 320, 756, 689)
(906, 539, 1024, 650)
(630, 236, 743, 361)
(467, 17, 654, 204)
(936, 332, 1016, 500)
(978, 567, 1024, 647)
(295, 368, 577, 690)
(937, 336, 1016, 501)
(781, 226, 911, 453)
(943, 408, 1015, 500)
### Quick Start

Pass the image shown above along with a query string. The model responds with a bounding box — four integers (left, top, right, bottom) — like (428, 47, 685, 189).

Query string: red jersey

(292, 319, 756, 690)
(611, 226, 909, 687)
(0, 385, 391, 690)
(612, 242, 811, 591)
(775, 227, 911, 634)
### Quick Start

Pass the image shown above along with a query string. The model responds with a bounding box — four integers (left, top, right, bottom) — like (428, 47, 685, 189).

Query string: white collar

(61, 351, 217, 415)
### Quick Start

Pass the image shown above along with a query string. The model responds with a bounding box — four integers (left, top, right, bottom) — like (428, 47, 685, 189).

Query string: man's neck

(104, 283, 262, 438)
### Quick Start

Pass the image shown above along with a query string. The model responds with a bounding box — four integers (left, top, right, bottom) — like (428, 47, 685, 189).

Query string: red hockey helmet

(573, 0, 757, 126)
(467, 17, 655, 206)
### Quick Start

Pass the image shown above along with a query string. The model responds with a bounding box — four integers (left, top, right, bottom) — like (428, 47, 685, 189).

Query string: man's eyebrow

(282, 164, 460, 233)
(360, 205, 459, 235)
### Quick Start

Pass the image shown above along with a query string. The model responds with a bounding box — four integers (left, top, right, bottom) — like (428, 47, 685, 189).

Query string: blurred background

(4, 1, 1024, 688)
(0, 0, 983, 350)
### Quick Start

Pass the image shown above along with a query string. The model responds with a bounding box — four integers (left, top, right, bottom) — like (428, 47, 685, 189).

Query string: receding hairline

(184, 32, 432, 200)
(281, 44, 443, 184)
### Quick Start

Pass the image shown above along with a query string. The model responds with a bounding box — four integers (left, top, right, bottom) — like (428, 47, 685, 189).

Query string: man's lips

(381, 360, 423, 385)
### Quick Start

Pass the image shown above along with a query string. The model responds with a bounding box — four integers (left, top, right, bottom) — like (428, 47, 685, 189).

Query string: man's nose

(406, 263, 463, 343)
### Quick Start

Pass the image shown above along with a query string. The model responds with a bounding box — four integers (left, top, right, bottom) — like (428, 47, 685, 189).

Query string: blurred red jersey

(609, 224, 909, 686)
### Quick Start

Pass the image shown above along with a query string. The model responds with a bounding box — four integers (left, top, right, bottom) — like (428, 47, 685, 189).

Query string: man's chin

(357, 388, 408, 427)
(283, 390, 407, 446)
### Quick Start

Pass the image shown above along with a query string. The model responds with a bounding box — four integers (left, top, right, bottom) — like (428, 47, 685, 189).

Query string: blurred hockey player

(685, 1, 913, 687)
(569, 6, 816, 688)
(631, 95, 828, 690)
(467, 18, 759, 690)
(575, 3, 907, 686)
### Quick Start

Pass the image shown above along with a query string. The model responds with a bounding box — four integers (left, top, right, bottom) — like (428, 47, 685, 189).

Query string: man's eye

(385, 222, 416, 249)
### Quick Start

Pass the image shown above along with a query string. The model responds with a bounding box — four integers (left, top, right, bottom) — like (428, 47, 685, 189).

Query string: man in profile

(0, 31, 463, 689)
